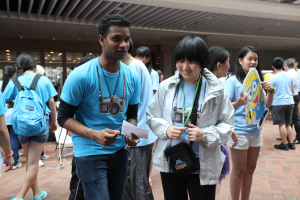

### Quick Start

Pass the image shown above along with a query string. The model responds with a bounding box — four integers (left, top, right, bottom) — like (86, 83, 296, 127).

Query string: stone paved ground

(1, 116, 300, 200)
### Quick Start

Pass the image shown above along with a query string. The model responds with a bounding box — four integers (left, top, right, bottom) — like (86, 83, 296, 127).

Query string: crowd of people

(0, 13, 299, 200)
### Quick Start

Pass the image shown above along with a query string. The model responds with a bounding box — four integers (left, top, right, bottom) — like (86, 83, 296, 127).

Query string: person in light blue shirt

(268, 57, 295, 151)
(4, 53, 57, 200)
(0, 92, 14, 176)
(57, 14, 140, 200)
(122, 38, 156, 200)
(224, 46, 275, 200)
(135, 46, 160, 95)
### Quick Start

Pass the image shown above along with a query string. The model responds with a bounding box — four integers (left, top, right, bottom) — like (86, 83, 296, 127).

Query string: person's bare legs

(286, 124, 293, 143)
(279, 125, 288, 144)
(16, 141, 45, 199)
(230, 148, 248, 200)
(241, 147, 260, 200)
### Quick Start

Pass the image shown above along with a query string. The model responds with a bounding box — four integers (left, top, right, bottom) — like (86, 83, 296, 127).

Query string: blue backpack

(11, 74, 46, 136)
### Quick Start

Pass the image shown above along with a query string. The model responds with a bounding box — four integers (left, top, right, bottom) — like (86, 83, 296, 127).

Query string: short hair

(174, 35, 209, 70)
(284, 58, 295, 69)
(16, 53, 37, 75)
(135, 46, 152, 74)
(128, 38, 133, 54)
(292, 58, 298, 63)
(99, 14, 130, 37)
(272, 57, 284, 70)
(80, 54, 98, 65)
(233, 46, 263, 83)
(207, 46, 230, 73)
(36, 65, 45, 75)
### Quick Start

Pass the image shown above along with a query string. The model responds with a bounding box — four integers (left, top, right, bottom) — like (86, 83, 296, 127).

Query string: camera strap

(96, 64, 126, 104)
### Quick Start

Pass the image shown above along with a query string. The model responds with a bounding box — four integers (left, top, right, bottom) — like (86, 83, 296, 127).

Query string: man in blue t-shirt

(57, 14, 141, 200)
(122, 38, 156, 200)
(269, 57, 295, 150)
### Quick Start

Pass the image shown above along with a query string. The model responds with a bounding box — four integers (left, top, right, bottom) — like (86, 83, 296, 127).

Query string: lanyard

(181, 74, 202, 127)
(128, 57, 134, 66)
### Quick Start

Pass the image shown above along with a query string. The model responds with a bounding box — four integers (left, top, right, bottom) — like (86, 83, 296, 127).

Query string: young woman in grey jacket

(146, 35, 235, 200)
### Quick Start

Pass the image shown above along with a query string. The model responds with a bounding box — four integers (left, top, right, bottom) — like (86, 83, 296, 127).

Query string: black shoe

(288, 143, 296, 150)
(294, 139, 300, 144)
(277, 138, 282, 141)
(274, 143, 289, 151)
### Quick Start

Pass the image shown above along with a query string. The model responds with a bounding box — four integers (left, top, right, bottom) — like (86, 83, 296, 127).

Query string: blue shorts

(18, 115, 50, 144)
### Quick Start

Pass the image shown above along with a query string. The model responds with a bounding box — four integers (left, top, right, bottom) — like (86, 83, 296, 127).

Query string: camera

(173, 108, 189, 124)
(99, 95, 124, 116)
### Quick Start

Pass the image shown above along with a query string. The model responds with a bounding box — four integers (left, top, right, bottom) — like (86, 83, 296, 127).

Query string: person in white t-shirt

(284, 58, 300, 144)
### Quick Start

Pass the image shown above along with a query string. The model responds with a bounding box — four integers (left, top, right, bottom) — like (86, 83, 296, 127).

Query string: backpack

(11, 74, 46, 136)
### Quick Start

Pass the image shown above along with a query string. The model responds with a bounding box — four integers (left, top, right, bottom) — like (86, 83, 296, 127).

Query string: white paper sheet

(121, 120, 149, 139)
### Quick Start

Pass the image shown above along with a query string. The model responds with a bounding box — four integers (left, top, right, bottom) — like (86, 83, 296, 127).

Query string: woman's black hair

(174, 35, 209, 70)
(156, 69, 163, 77)
(207, 46, 230, 73)
(1, 65, 16, 92)
(233, 46, 263, 83)
(135, 46, 152, 74)
(16, 53, 37, 76)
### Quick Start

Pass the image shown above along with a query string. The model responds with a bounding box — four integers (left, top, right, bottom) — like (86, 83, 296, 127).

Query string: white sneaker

(40, 154, 49, 160)
(18, 149, 24, 156)
(12, 162, 22, 170)
(39, 160, 44, 167)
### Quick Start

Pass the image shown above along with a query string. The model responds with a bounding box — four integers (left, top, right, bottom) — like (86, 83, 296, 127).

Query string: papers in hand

(121, 120, 149, 139)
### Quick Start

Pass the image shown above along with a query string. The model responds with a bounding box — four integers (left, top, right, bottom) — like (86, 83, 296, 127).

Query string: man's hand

(231, 130, 238, 148)
(92, 128, 117, 146)
(50, 121, 58, 133)
(125, 132, 139, 146)
(187, 123, 203, 142)
(4, 156, 14, 173)
(166, 126, 186, 140)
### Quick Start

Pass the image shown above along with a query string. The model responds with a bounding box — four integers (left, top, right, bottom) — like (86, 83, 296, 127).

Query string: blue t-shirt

(224, 75, 261, 136)
(61, 58, 140, 157)
(128, 59, 157, 146)
(3, 73, 57, 115)
(170, 78, 208, 174)
(151, 69, 159, 91)
(268, 72, 294, 106)
(0, 92, 8, 116)
(0, 81, 13, 125)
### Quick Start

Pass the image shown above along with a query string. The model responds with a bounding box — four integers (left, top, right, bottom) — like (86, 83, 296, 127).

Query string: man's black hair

(272, 57, 284, 70)
(233, 46, 264, 84)
(99, 14, 130, 37)
(173, 35, 209, 69)
(80, 54, 98, 65)
(135, 46, 152, 74)
(128, 38, 133, 55)
(207, 46, 230, 73)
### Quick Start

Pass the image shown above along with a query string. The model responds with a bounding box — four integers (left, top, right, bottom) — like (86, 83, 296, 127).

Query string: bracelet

(268, 86, 276, 94)
(86, 129, 91, 138)
(6, 150, 13, 157)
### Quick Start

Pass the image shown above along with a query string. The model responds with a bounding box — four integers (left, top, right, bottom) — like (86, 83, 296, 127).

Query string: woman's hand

(261, 81, 274, 92)
(166, 126, 186, 140)
(4, 156, 14, 172)
(234, 94, 248, 109)
(50, 121, 58, 133)
(187, 123, 203, 142)
(231, 130, 238, 148)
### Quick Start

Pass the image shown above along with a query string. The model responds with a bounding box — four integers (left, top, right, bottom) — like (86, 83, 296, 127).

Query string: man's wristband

(6, 150, 13, 157)
(268, 86, 276, 94)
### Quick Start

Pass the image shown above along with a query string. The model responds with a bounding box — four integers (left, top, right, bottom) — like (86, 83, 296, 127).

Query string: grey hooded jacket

(146, 68, 235, 185)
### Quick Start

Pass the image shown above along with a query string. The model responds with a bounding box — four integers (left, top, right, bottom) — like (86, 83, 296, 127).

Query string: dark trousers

(124, 143, 154, 200)
(291, 95, 300, 139)
(160, 172, 216, 200)
(69, 156, 85, 200)
(7, 125, 19, 165)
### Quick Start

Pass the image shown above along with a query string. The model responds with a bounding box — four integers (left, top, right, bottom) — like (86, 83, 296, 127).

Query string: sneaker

(11, 195, 24, 200)
(33, 190, 47, 200)
(274, 143, 289, 151)
(40, 154, 49, 160)
(149, 177, 152, 186)
(18, 149, 24, 156)
(12, 162, 22, 170)
(39, 160, 44, 167)
(288, 143, 296, 150)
